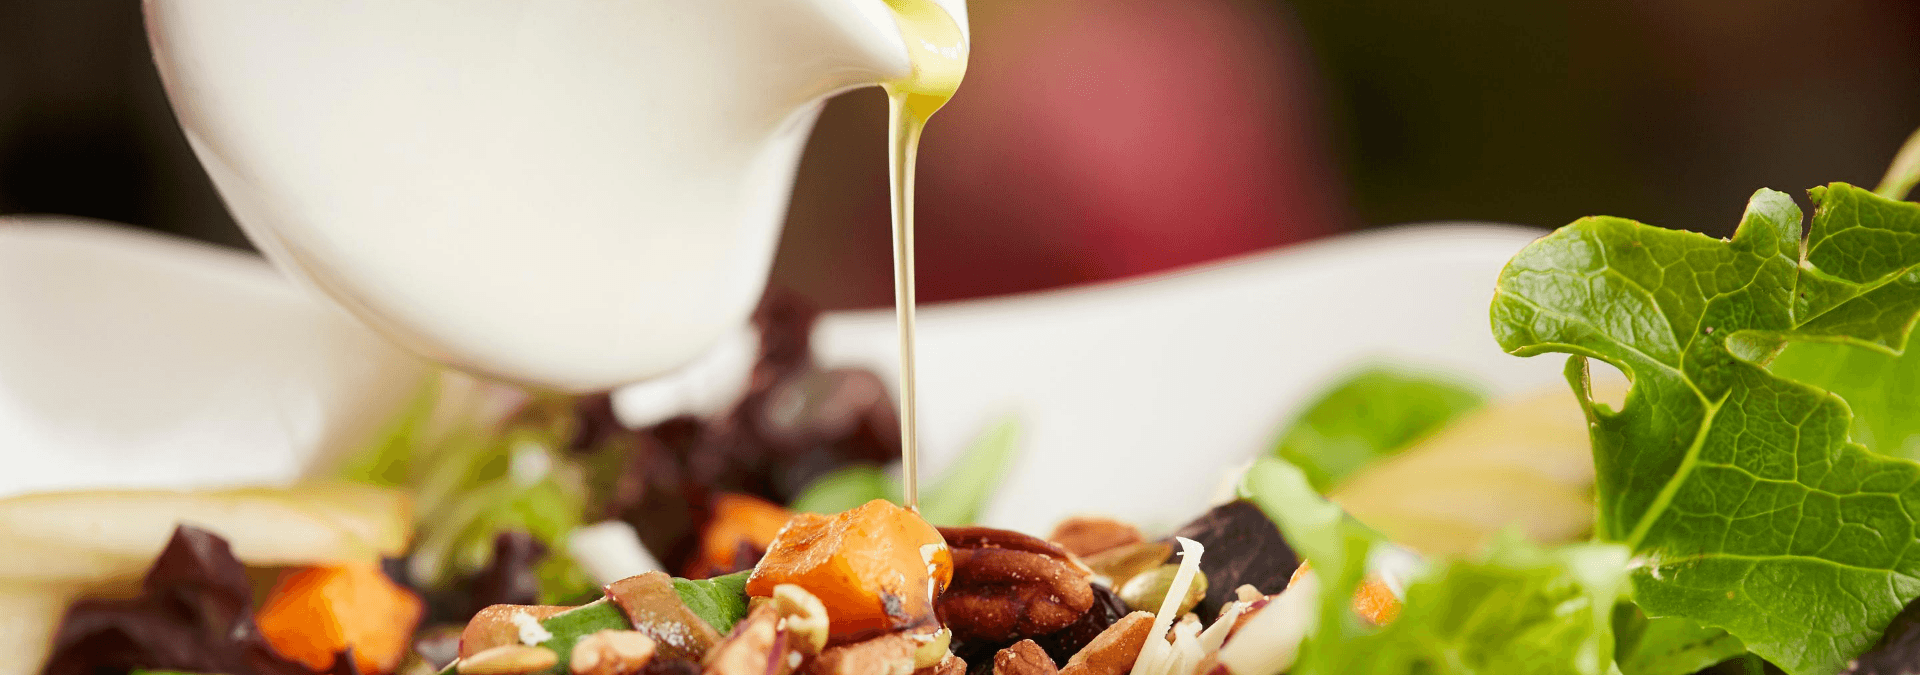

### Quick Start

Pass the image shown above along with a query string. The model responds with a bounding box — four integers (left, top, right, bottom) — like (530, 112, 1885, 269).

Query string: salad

(15, 136, 1920, 675)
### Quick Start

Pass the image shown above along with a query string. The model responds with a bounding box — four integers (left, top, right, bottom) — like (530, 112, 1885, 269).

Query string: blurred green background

(2, 0, 1916, 308)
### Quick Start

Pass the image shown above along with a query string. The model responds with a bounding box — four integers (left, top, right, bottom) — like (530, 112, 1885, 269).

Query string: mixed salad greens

(21, 135, 1920, 675)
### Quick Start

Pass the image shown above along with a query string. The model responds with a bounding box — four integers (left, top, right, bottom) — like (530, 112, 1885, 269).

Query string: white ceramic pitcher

(143, 0, 968, 393)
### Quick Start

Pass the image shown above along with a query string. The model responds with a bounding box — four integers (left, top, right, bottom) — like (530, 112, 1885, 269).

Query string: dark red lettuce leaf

(1169, 499, 1300, 623)
(41, 525, 344, 675)
(599, 287, 901, 574)
(467, 532, 547, 615)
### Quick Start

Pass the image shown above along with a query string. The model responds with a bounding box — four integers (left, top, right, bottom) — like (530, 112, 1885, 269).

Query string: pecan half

(1046, 518, 1142, 559)
(936, 527, 1096, 644)
(1057, 611, 1153, 675)
(993, 640, 1058, 675)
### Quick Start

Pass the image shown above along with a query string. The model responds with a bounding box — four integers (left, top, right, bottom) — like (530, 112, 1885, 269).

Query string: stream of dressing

(881, 0, 967, 509)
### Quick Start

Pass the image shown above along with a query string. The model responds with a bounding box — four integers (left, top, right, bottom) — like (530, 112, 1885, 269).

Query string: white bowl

(0, 216, 427, 498)
(812, 223, 1560, 533)
(0, 218, 1557, 537)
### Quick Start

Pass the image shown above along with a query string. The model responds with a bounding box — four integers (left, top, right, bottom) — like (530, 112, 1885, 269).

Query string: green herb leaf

(1274, 366, 1485, 491)
(1490, 182, 1920, 674)
(920, 417, 1020, 526)
(1614, 605, 1748, 675)
(673, 570, 752, 634)
(338, 376, 441, 488)
(789, 417, 1020, 526)
(790, 466, 898, 516)
(532, 599, 631, 675)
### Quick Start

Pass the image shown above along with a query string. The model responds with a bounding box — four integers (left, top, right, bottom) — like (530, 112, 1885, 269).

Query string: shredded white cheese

(511, 610, 554, 646)
(1165, 618, 1205, 675)
(1130, 536, 1204, 675)
(1198, 599, 1246, 653)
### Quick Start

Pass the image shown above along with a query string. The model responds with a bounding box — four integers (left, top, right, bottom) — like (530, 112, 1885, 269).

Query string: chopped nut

(805, 633, 915, 675)
(458, 645, 560, 675)
(608, 572, 727, 661)
(702, 604, 796, 675)
(571, 630, 657, 675)
(911, 654, 967, 675)
(937, 527, 1095, 644)
(462, 606, 571, 658)
(993, 640, 1058, 675)
(1058, 611, 1153, 675)
(769, 584, 830, 654)
(909, 627, 951, 669)
(1047, 517, 1142, 558)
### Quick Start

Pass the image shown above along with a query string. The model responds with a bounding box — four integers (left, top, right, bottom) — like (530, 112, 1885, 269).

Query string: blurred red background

(2, 0, 1918, 309)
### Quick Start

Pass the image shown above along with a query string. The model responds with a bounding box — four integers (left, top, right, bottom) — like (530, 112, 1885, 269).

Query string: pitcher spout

(763, 0, 972, 110)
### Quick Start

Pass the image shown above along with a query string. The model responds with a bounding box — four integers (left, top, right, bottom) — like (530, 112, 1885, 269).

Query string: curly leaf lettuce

(1769, 341, 1920, 461)
(1242, 457, 1629, 675)
(1613, 605, 1747, 675)
(1491, 183, 1920, 674)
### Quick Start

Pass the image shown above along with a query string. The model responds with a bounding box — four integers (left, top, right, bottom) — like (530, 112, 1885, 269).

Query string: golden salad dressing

(881, 0, 967, 509)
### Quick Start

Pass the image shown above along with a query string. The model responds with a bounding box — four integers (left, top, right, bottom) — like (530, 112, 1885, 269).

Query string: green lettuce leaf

(1613, 605, 1748, 675)
(1327, 537, 1629, 675)
(1240, 456, 1393, 667)
(1242, 457, 1630, 675)
(1273, 366, 1486, 491)
(1768, 342, 1920, 461)
(1491, 182, 1920, 674)
(673, 570, 753, 634)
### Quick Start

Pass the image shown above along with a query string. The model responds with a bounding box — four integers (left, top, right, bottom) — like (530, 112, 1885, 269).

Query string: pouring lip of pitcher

(828, 0, 972, 88)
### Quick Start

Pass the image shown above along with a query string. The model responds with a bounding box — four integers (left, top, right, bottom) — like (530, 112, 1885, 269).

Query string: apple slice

(0, 484, 411, 587)
(0, 582, 79, 675)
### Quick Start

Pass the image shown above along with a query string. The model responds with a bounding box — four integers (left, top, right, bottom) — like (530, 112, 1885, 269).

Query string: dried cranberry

(1033, 583, 1128, 666)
